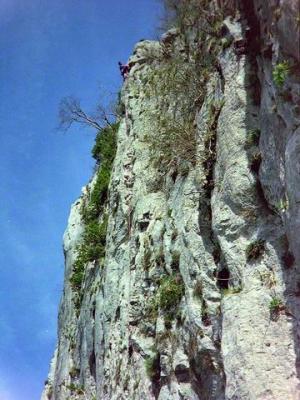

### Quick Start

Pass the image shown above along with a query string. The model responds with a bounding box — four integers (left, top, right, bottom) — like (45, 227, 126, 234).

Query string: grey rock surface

(42, 1, 300, 399)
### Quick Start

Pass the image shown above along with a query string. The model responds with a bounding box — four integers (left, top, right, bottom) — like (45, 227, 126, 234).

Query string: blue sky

(0, 1, 161, 399)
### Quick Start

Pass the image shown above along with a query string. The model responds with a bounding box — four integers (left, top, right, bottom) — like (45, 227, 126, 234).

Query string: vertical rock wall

(42, 1, 300, 399)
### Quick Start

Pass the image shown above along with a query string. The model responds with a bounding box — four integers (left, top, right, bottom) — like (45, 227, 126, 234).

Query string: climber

(118, 61, 130, 80)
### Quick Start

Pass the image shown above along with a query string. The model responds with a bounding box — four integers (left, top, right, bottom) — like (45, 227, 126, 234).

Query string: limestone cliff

(42, 1, 300, 399)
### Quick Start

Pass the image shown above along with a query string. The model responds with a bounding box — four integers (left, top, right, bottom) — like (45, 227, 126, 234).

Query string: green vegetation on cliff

(144, 0, 225, 177)
(82, 123, 118, 223)
(70, 123, 118, 310)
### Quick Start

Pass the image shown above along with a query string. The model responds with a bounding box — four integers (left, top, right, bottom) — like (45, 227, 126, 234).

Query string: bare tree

(58, 96, 114, 132)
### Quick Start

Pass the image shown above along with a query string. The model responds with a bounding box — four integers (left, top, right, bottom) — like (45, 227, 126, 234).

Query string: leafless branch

(58, 96, 113, 132)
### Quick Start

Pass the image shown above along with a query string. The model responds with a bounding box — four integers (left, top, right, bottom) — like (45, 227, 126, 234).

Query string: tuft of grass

(158, 274, 185, 319)
(145, 1, 226, 178)
(272, 61, 290, 87)
(269, 297, 284, 313)
(146, 273, 184, 322)
(221, 37, 233, 50)
(259, 270, 276, 288)
(144, 51, 214, 174)
(246, 239, 265, 261)
(275, 197, 289, 213)
(245, 129, 260, 148)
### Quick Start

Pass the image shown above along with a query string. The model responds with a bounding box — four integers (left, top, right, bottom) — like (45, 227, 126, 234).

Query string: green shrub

(70, 215, 108, 291)
(66, 383, 85, 395)
(246, 239, 265, 261)
(92, 123, 118, 163)
(66, 383, 77, 391)
(70, 264, 85, 291)
(70, 123, 117, 302)
(84, 218, 107, 242)
(145, 274, 184, 322)
(272, 61, 290, 87)
(221, 37, 233, 50)
(81, 123, 118, 223)
(158, 274, 184, 317)
(82, 164, 112, 223)
(269, 297, 283, 312)
(70, 123, 117, 312)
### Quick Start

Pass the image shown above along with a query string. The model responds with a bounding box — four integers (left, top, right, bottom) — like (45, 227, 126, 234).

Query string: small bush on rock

(92, 123, 118, 164)
(269, 296, 284, 320)
(146, 273, 184, 323)
(159, 274, 184, 318)
(66, 383, 85, 395)
(246, 239, 265, 261)
(273, 61, 290, 87)
(245, 129, 260, 148)
(70, 215, 108, 291)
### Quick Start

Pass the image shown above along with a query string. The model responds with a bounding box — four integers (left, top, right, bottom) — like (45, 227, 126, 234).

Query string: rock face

(42, 1, 300, 399)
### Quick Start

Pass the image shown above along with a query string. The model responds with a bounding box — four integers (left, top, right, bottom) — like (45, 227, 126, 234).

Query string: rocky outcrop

(42, 1, 300, 399)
